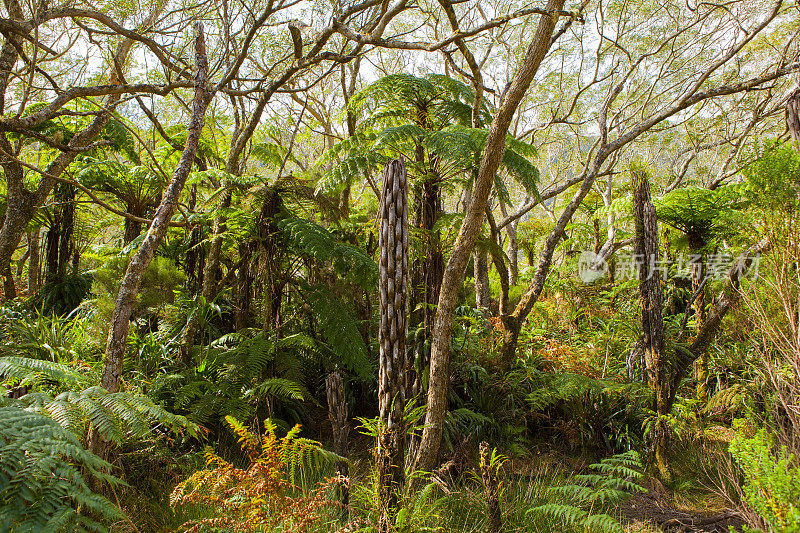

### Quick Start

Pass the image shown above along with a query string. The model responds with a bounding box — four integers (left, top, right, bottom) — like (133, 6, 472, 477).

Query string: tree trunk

(123, 201, 145, 244)
(258, 187, 284, 335)
(326, 371, 350, 506)
(203, 188, 232, 301)
(100, 25, 212, 400)
(415, 0, 566, 472)
(474, 247, 491, 314)
(185, 184, 202, 294)
(27, 229, 40, 294)
(632, 170, 669, 481)
(2, 266, 14, 300)
(235, 241, 253, 330)
(410, 178, 444, 399)
(377, 160, 409, 532)
(507, 218, 519, 287)
(689, 252, 709, 403)
(57, 185, 75, 281)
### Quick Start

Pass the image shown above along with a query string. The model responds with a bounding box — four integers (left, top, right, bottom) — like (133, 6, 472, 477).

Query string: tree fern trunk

(123, 200, 145, 244)
(326, 371, 350, 506)
(43, 183, 76, 285)
(474, 247, 491, 314)
(632, 169, 669, 481)
(235, 242, 253, 330)
(185, 184, 201, 293)
(27, 228, 40, 294)
(689, 252, 709, 403)
(57, 185, 75, 281)
(409, 176, 443, 403)
(378, 159, 409, 532)
(258, 186, 283, 335)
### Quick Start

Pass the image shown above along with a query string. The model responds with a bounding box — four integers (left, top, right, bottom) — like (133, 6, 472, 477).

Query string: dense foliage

(0, 0, 799, 531)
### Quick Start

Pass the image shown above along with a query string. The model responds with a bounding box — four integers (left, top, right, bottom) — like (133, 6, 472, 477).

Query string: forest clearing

(0, 0, 799, 531)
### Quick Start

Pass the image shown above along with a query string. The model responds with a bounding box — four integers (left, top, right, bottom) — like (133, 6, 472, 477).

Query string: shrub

(170, 416, 342, 532)
(729, 424, 800, 532)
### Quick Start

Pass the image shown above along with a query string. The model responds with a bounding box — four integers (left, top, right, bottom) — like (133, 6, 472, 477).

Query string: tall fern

(316, 73, 539, 199)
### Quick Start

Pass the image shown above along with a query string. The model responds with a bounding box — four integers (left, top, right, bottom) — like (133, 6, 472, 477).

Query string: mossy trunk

(27, 228, 40, 294)
(474, 247, 491, 315)
(690, 252, 709, 403)
(44, 183, 76, 285)
(632, 170, 670, 482)
(326, 371, 350, 506)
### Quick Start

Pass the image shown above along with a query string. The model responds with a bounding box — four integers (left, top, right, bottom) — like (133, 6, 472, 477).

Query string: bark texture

(27, 229, 40, 294)
(101, 24, 212, 396)
(474, 247, 491, 314)
(788, 87, 800, 147)
(415, 0, 566, 472)
(326, 371, 350, 505)
(689, 252, 709, 403)
(377, 159, 409, 531)
(632, 170, 669, 480)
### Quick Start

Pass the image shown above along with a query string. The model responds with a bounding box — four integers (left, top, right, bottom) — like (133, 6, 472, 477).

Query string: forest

(0, 0, 799, 531)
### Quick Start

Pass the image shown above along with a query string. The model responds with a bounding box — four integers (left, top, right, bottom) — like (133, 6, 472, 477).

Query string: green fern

(528, 450, 645, 532)
(245, 377, 307, 402)
(305, 287, 372, 380)
(0, 405, 125, 532)
(1, 350, 198, 446)
(280, 216, 378, 289)
(11, 385, 197, 445)
(161, 330, 313, 426)
(0, 356, 90, 390)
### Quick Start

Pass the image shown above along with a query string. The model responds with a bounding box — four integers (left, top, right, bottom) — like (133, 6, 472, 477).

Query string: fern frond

(530, 503, 588, 525)
(245, 377, 306, 402)
(305, 288, 372, 380)
(0, 406, 125, 531)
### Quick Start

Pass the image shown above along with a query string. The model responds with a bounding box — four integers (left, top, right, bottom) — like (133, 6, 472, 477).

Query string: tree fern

(1, 348, 198, 446)
(160, 331, 313, 426)
(0, 356, 90, 390)
(10, 385, 197, 445)
(245, 377, 307, 403)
